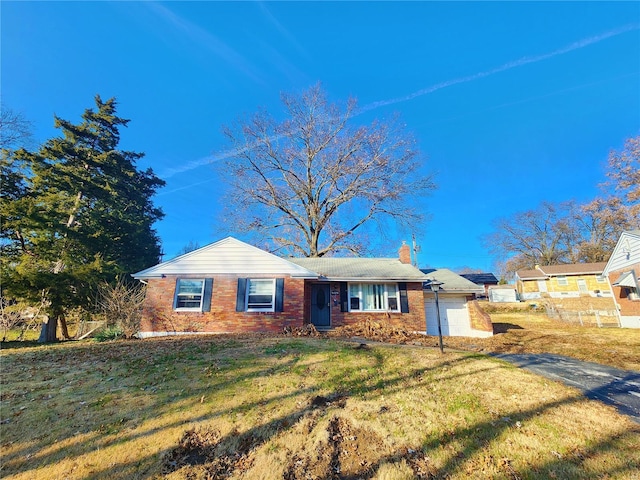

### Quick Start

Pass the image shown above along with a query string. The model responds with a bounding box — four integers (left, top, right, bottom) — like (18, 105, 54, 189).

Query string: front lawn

(1, 335, 638, 479)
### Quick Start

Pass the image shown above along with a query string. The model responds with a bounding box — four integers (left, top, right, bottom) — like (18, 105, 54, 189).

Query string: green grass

(1, 335, 638, 479)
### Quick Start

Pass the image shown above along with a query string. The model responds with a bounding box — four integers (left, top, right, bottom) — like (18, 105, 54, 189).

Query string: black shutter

(275, 278, 285, 312)
(202, 278, 213, 312)
(173, 278, 180, 309)
(340, 282, 348, 312)
(399, 282, 409, 313)
(236, 278, 247, 312)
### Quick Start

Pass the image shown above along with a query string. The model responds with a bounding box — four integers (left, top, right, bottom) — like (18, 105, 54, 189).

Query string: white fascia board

(131, 236, 319, 279)
(320, 277, 427, 283)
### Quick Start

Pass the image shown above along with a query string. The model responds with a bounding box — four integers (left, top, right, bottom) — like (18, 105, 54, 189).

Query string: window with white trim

(596, 275, 606, 283)
(557, 276, 568, 286)
(175, 279, 205, 311)
(246, 279, 276, 312)
(349, 283, 399, 312)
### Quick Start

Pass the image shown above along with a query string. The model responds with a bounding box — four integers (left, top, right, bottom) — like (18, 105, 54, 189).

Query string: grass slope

(1, 334, 638, 479)
(445, 312, 640, 372)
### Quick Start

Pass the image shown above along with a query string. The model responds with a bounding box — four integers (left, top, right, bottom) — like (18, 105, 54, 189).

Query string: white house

(603, 230, 640, 328)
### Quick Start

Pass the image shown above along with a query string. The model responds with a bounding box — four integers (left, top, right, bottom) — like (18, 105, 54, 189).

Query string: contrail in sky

(358, 23, 639, 113)
(158, 23, 639, 185)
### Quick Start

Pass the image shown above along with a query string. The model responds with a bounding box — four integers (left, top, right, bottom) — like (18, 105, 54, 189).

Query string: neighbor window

(596, 275, 607, 283)
(349, 283, 399, 312)
(174, 279, 205, 310)
(246, 279, 276, 311)
(557, 276, 568, 286)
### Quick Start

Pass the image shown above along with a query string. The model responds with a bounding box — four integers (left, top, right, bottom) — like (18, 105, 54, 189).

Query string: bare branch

(219, 83, 435, 256)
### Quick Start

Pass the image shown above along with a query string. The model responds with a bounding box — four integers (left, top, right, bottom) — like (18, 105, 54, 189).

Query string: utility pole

(412, 233, 420, 268)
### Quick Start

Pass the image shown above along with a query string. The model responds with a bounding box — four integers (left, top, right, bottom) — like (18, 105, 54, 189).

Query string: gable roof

(421, 268, 484, 293)
(603, 230, 640, 275)
(515, 269, 547, 280)
(517, 262, 607, 280)
(537, 262, 606, 276)
(289, 257, 427, 282)
(459, 273, 499, 285)
(133, 237, 318, 279)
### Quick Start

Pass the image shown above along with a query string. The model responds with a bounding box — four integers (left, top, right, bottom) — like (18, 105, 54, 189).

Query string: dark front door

(310, 284, 331, 328)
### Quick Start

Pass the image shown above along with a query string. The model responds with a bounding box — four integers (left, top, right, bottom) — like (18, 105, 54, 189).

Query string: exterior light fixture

(427, 279, 444, 353)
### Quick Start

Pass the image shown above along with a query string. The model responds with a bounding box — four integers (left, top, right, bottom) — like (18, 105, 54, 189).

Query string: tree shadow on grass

(492, 323, 524, 334)
(3, 337, 637, 479)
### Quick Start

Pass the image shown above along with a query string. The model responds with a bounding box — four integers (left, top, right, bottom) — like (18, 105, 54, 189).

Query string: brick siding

(607, 263, 640, 317)
(467, 300, 493, 332)
(140, 275, 306, 334)
(327, 282, 425, 331)
(141, 277, 426, 335)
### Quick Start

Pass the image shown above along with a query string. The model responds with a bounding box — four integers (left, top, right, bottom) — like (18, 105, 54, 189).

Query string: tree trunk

(37, 315, 59, 343)
(59, 314, 71, 340)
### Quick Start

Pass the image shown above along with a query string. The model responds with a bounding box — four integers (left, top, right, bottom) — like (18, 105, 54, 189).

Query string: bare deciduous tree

(568, 197, 635, 263)
(220, 84, 436, 257)
(486, 136, 640, 277)
(0, 104, 33, 150)
(602, 135, 640, 218)
(485, 202, 574, 271)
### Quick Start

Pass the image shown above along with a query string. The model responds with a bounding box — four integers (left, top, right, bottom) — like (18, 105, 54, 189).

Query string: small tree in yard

(97, 279, 146, 339)
(220, 83, 436, 257)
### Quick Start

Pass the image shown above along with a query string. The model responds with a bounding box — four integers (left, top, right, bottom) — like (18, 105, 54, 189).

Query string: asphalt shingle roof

(537, 262, 607, 275)
(289, 257, 427, 281)
(421, 268, 484, 292)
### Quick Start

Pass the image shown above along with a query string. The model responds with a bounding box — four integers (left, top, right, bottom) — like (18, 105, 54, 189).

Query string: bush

(94, 325, 124, 342)
(97, 279, 146, 339)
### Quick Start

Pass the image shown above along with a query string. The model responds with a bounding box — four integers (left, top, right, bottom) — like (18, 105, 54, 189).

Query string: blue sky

(3, 1, 639, 272)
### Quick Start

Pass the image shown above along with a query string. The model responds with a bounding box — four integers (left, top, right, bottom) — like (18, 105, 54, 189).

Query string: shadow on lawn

(492, 323, 524, 334)
(2, 337, 639, 479)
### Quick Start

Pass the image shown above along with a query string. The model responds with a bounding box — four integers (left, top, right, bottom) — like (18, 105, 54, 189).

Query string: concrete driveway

(491, 353, 640, 424)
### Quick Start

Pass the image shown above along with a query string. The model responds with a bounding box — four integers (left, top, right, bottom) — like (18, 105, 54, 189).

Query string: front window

(596, 275, 607, 283)
(349, 283, 399, 312)
(247, 279, 276, 311)
(175, 279, 205, 310)
(557, 276, 568, 286)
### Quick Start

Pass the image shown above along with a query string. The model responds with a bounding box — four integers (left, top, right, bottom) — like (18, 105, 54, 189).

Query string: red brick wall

(327, 282, 425, 331)
(467, 300, 494, 333)
(607, 264, 640, 317)
(140, 275, 306, 335)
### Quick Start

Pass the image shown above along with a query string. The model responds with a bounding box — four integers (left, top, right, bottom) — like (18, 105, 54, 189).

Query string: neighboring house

(487, 285, 518, 303)
(132, 237, 428, 337)
(515, 262, 609, 300)
(421, 269, 493, 338)
(459, 273, 499, 298)
(603, 230, 640, 328)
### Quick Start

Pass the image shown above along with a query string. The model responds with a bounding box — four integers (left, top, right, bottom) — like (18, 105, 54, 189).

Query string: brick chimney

(399, 241, 411, 264)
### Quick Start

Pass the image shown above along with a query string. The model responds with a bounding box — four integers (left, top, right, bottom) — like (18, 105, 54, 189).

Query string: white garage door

(424, 297, 471, 337)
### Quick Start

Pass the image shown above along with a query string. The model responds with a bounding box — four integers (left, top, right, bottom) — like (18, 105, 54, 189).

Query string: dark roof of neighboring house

(459, 273, 499, 285)
(516, 262, 607, 280)
(420, 269, 484, 293)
